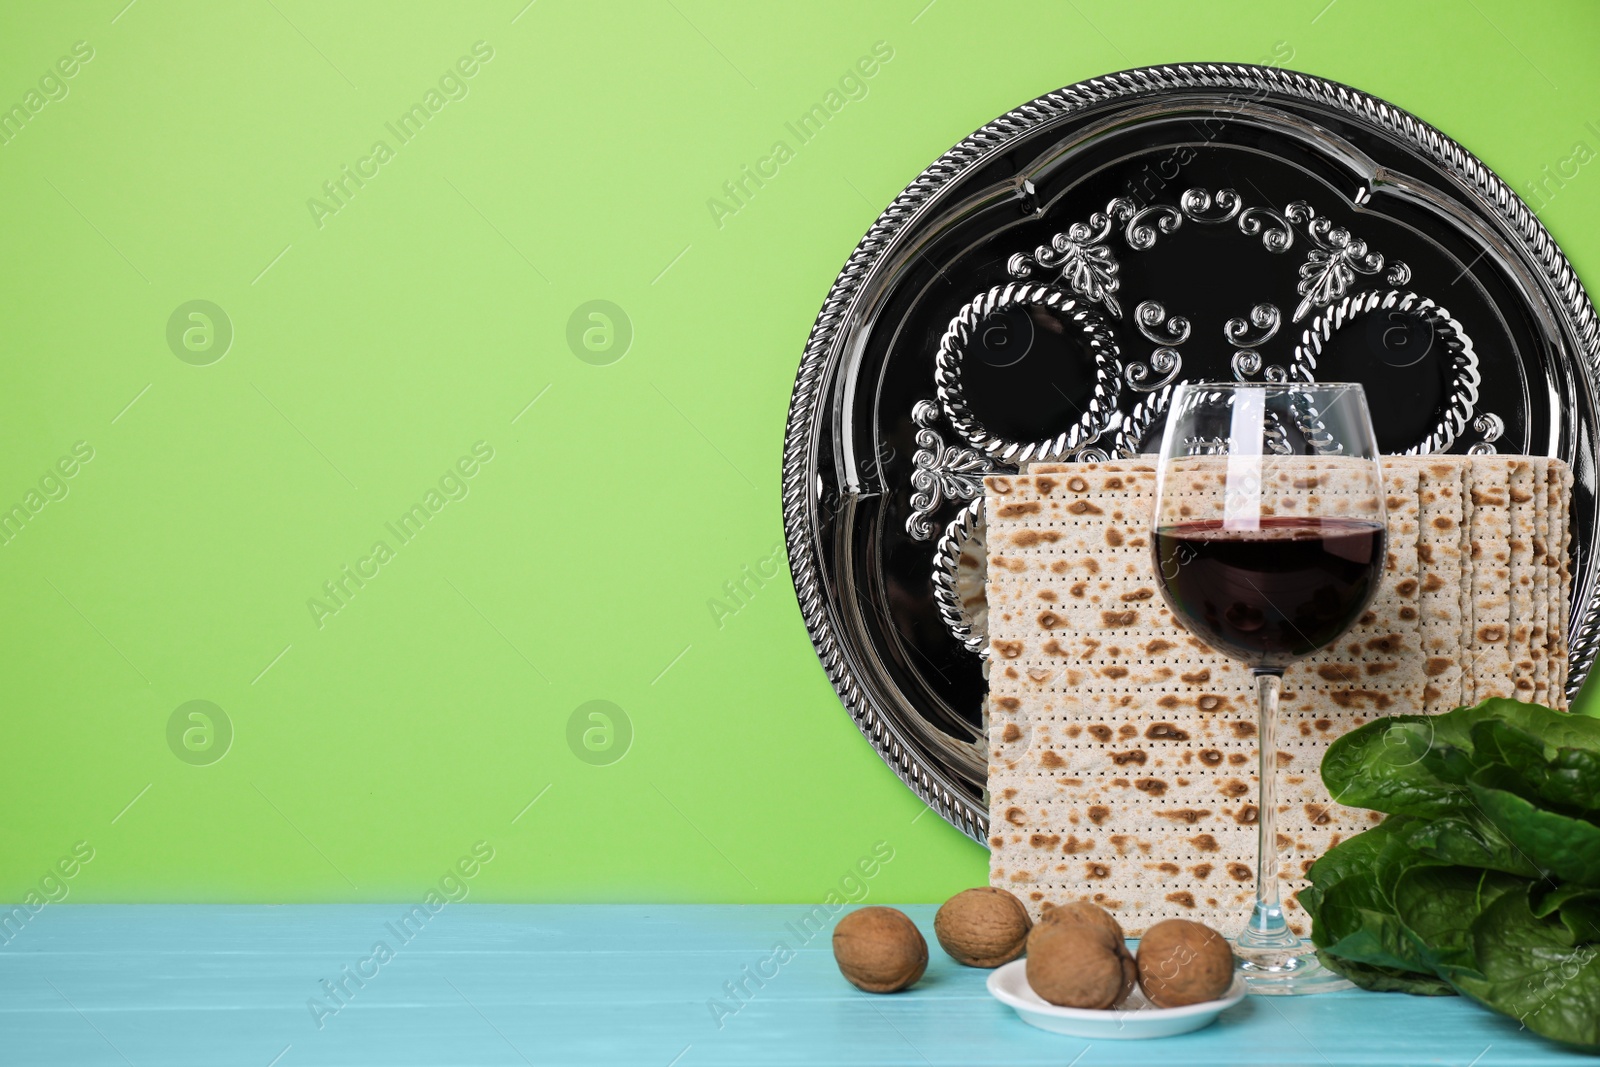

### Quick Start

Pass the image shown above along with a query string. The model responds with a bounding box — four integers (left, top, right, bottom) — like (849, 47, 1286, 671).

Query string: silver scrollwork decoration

(1227, 303, 1286, 381)
(907, 399, 993, 540)
(1468, 412, 1506, 455)
(1006, 212, 1124, 319)
(1239, 206, 1294, 253)
(1124, 300, 1188, 392)
(1179, 186, 1242, 223)
(1007, 188, 1408, 332)
(1117, 199, 1183, 251)
(1287, 201, 1392, 321)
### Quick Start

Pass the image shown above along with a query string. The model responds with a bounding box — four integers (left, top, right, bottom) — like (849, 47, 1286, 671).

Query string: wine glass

(1151, 381, 1386, 995)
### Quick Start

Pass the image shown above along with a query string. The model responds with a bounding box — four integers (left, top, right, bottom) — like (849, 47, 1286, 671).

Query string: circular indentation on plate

(1293, 289, 1481, 454)
(935, 283, 1120, 464)
(933, 499, 987, 657)
(1364, 306, 1435, 368)
(970, 303, 1037, 368)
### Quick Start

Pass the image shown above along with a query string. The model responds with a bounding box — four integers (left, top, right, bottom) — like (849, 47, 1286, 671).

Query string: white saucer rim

(985, 958, 1247, 1021)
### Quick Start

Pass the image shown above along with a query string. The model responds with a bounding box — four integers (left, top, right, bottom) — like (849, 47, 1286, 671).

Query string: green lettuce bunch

(1304, 699, 1600, 1047)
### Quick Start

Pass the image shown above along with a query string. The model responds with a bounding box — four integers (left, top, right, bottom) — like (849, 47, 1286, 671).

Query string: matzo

(987, 462, 1408, 935)
(1467, 462, 1515, 699)
(1385, 458, 1466, 711)
(1528, 458, 1550, 706)
(988, 454, 1574, 935)
(1548, 459, 1574, 704)
(1508, 459, 1539, 702)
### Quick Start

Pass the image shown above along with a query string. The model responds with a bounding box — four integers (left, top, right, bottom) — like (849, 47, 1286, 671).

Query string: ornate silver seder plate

(781, 65, 1600, 842)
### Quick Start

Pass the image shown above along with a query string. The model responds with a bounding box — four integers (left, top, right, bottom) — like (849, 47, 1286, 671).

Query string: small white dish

(986, 959, 1246, 1040)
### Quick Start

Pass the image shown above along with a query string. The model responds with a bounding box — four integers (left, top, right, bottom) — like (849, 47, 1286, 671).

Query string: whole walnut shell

(1025, 920, 1125, 1009)
(934, 887, 1032, 968)
(1041, 901, 1135, 1004)
(1040, 900, 1126, 943)
(1137, 919, 1234, 1007)
(832, 907, 927, 993)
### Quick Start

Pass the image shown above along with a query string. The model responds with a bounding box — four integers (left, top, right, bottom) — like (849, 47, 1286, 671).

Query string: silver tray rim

(780, 63, 1600, 844)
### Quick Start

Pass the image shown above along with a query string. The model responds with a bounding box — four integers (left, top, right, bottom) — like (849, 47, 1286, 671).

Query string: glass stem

(1236, 667, 1299, 952)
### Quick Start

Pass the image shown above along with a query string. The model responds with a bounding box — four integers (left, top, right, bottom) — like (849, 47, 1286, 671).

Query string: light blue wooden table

(0, 904, 1587, 1065)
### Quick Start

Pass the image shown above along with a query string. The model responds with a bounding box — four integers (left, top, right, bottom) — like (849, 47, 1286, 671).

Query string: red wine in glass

(1152, 516, 1386, 668)
(1151, 381, 1387, 996)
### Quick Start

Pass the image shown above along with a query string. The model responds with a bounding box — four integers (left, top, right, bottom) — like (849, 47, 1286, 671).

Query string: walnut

(1024, 921, 1125, 1009)
(1039, 900, 1134, 1004)
(1136, 919, 1234, 1007)
(831, 907, 927, 993)
(933, 887, 1032, 968)
(1040, 900, 1123, 941)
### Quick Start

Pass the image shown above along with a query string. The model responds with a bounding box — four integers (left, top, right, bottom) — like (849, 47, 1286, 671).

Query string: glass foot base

(1232, 941, 1354, 996)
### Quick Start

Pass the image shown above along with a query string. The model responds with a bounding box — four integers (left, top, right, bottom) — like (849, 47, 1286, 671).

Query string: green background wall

(2, 0, 1597, 905)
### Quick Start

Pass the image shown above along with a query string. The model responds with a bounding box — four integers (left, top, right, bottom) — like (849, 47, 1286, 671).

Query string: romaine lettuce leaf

(1447, 888, 1600, 1049)
(1468, 766, 1600, 884)
(1306, 700, 1600, 1047)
